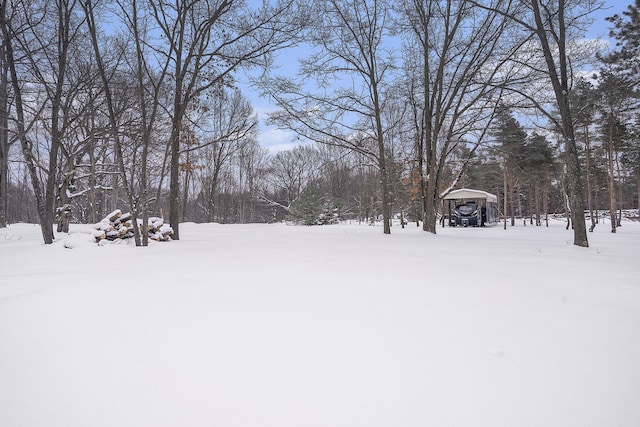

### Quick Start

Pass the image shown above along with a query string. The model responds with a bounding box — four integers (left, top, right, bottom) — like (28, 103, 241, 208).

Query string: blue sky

(245, 1, 634, 153)
(589, 1, 629, 38)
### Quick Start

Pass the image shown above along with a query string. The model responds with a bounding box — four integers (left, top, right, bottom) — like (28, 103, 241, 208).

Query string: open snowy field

(1, 219, 639, 427)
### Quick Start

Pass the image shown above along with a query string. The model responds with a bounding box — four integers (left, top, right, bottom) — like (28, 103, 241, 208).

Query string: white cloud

(252, 103, 277, 120)
(252, 103, 308, 153)
(262, 142, 301, 154)
(259, 126, 291, 145)
(258, 125, 308, 154)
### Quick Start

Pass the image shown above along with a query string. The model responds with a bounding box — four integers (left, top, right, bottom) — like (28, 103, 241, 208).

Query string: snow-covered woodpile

(92, 209, 174, 243)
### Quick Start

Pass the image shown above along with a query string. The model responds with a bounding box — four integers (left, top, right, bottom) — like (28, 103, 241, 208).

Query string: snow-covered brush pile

(92, 209, 174, 243)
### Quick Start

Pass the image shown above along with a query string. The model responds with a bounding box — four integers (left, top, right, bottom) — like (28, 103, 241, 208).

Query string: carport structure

(442, 188, 498, 227)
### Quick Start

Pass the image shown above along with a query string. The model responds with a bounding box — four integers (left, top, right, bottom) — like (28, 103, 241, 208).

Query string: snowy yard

(1, 220, 639, 427)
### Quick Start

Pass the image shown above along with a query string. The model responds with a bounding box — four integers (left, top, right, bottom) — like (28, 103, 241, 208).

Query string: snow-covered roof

(442, 188, 498, 203)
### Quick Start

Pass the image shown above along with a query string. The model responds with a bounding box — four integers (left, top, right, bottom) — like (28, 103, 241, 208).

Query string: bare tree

(0, 28, 10, 227)
(147, 0, 302, 239)
(81, 0, 148, 244)
(571, 78, 598, 231)
(398, 0, 515, 233)
(527, 0, 594, 246)
(233, 137, 269, 223)
(108, 0, 175, 245)
(595, 69, 637, 233)
(194, 88, 258, 222)
(263, 145, 319, 214)
(70, 82, 119, 224)
(472, 0, 605, 247)
(0, 0, 90, 242)
(1, 0, 53, 242)
(264, 0, 397, 233)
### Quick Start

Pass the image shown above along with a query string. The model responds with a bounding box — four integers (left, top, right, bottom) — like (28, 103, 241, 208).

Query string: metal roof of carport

(442, 188, 498, 203)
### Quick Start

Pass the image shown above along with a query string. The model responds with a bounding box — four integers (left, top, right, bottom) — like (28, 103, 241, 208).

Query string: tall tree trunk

(0, 2, 52, 243)
(420, 9, 433, 234)
(0, 127, 6, 228)
(0, 40, 7, 228)
(584, 122, 596, 231)
(169, 115, 182, 239)
(131, 0, 153, 247)
(509, 174, 515, 226)
(528, 182, 534, 225)
(531, 0, 588, 247)
(615, 151, 623, 228)
(423, 173, 439, 233)
(543, 166, 549, 227)
(56, 170, 74, 233)
(372, 82, 391, 235)
(503, 159, 508, 230)
(87, 133, 97, 224)
(46, 0, 74, 243)
(534, 183, 541, 226)
(607, 114, 617, 233)
(181, 168, 190, 222)
(82, 0, 142, 246)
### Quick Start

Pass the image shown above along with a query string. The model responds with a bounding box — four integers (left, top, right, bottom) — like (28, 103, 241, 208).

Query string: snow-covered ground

(1, 219, 639, 427)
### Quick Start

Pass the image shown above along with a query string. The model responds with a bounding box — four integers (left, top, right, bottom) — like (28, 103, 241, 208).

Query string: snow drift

(1, 220, 639, 427)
